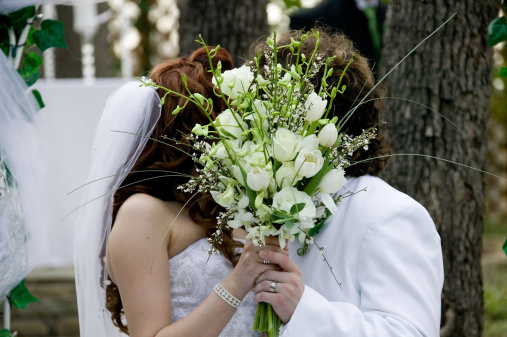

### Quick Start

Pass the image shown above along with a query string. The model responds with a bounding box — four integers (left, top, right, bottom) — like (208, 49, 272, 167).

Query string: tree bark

(178, 0, 268, 66)
(379, 1, 500, 336)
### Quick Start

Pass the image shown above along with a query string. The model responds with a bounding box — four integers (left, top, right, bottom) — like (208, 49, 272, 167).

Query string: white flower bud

(247, 166, 270, 191)
(319, 168, 347, 194)
(318, 123, 338, 147)
(304, 92, 327, 122)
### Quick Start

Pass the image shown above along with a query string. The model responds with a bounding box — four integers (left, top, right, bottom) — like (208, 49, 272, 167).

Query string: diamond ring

(269, 281, 277, 293)
(263, 260, 271, 264)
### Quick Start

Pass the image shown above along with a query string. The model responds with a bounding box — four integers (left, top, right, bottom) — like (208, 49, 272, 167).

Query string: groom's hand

(253, 250, 304, 324)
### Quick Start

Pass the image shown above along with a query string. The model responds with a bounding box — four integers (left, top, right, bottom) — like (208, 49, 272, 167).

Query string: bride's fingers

(259, 249, 299, 273)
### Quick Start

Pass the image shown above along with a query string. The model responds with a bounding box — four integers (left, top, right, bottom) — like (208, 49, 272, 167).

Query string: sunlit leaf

(488, 16, 507, 47)
(19, 52, 42, 78)
(33, 19, 67, 52)
(9, 279, 38, 309)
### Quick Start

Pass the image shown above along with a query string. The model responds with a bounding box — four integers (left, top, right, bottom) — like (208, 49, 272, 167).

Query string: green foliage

(282, 0, 301, 9)
(484, 268, 507, 337)
(0, 329, 13, 337)
(488, 3, 507, 77)
(18, 52, 42, 83)
(32, 89, 45, 108)
(9, 279, 38, 309)
(33, 19, 67, 52)
(488, 16, 507, 47)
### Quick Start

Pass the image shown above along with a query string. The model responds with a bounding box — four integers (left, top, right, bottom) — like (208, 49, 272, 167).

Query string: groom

(252, 31, 444, 336)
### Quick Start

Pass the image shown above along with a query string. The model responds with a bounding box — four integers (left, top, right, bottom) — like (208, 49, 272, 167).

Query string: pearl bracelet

(213, 283, 241, 308)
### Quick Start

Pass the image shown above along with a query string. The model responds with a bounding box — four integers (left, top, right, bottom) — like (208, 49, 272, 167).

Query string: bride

(74, 46, 284, 337)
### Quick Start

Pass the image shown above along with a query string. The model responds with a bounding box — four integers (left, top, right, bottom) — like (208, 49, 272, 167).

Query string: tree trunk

(379, 1, 500, 336)
(178, 0, 268, 66)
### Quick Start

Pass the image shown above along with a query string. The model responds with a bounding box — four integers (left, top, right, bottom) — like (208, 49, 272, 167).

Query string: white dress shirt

(281, 175, 444, 337)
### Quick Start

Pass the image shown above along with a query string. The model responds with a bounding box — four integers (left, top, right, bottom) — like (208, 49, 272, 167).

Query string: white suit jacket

(281, 175, 444, 337)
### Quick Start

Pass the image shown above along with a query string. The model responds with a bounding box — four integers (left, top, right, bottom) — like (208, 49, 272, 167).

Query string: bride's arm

(107, 194, 278, 337)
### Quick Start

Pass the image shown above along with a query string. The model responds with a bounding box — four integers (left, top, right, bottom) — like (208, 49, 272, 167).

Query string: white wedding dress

(170, 238, 259, 337)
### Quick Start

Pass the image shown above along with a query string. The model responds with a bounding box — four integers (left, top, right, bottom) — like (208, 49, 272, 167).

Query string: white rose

(215, 109, 248, 140)
(300, 134, 319, 152)
(275, 162, 301, 188)
(304, 92, 328, 122)
(247, 166, 270, 191)
(272, 187, 316, 225)
(319, 168, 347, 194)
(272, 128, 301, 162)
(213, 65, 254, 100)
(318, 123, 338, 147)
(295, 149, 324, 178)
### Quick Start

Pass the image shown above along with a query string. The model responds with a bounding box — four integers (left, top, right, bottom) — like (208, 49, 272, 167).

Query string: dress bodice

(169, 238, 259, 337)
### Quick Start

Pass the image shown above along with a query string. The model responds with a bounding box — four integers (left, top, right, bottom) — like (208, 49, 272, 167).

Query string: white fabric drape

(74, 82, 161, 336)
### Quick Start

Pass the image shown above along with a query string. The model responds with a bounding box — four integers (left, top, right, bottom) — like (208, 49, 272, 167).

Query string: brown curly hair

(249, 30, 392, 177)
(105, 46, 241, 334)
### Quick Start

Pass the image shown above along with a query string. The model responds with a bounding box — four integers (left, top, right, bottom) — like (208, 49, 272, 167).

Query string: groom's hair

(248, 30, 392, 177)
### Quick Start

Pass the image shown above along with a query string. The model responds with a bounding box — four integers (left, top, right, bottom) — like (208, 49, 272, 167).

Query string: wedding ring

(269, 281, 277, 293)
(263, 260, 271, 264)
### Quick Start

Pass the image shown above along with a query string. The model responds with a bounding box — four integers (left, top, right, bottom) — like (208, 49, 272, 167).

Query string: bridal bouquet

(140, 31, 376, 337)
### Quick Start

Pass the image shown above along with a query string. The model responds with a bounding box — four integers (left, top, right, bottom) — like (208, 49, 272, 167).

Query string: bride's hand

(221, 236, 288, 300)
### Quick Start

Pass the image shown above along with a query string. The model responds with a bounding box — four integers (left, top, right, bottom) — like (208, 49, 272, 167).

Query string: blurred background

(0, 0, 505, 336)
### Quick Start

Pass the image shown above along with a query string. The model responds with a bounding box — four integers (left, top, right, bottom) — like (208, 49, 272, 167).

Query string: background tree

(379, 1, 501, 336)
(178, 0, 268, 65)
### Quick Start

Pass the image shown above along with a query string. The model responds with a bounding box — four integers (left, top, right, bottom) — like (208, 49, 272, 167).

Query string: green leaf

(499, 67, 507, 78)
(22, 70, 40, 86)
(290, 202, 306, 214)
(0, 15, 12, 30)
(303, 160, 330, 196)
(9, 279, 38, 309)
(19, 52, 42, 78)
(284, 219, 295, 229)
(33, 19, 67, 52)
(8, 6, 36, 31)
(488, 16, 507, 47)
(238, 163, 257, 211)
(503, 236, 507, 256)
(32, 89, 45, 108)
(283, 0, 301, 8)
(0, 329, 13, 337)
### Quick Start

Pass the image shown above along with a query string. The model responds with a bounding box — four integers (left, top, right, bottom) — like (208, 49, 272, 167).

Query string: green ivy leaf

(32, 89, 45, 108)
(33, 19, 67, 53)
(499, 67, 507, 78)
(0, 15, 12, 30)
(0, 329, 13, 337)
(488, 16, 507, 47)
(503, 236, 507, 256)
(9, 279, 38, 309)
(22, 71, 40, 86)
(19, 52, 42, 79)
(8, 6, 36, 32)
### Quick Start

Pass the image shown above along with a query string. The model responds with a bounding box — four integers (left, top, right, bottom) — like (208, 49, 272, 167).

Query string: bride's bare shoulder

(116, 193, 173, 223)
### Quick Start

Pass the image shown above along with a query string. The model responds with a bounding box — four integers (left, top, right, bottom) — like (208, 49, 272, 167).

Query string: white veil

(0, 51, 46, 300)
(73, 81, 161, 336)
